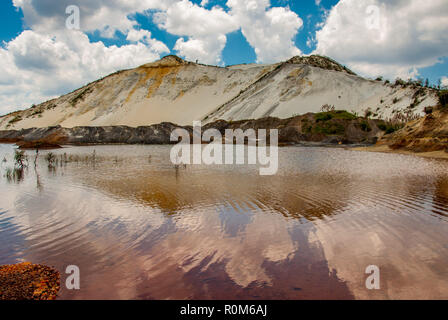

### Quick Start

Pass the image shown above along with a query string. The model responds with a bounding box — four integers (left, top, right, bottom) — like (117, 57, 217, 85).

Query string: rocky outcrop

(0, 123, 188, 146)
(0, 111, 390, 148)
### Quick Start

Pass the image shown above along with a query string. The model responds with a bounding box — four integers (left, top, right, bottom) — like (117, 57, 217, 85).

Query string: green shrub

(315, 110, 357, 122)
(332, 110, 358, 120)
(31, 109, 43, 116)
(302, 124, 312, 134)
(424, 107, 434, 115)
(438, 90, 448, 108)
(386, 127, 396, 134)
(313, 122, 345, 135)
(70, 87, 92, 106)
(360, 121, 372, 132)
(378, 122, 403, 134)
(8, 115, 22, 124)
(364, 110, 373, 118)
(395, 78, 406, 86)
(315, 112, 333, 122)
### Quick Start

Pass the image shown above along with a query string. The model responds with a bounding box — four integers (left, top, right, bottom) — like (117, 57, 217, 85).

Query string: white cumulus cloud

(12, 0, 174, 37)
(314, 0, 448, 79)
(174, 35, 228, 65)
(227, 0, 303, 63)
(154, 0, 304, 64)
(154, 0, 238, 65)
(0, 29, 169, 115)
(0, 0, 172, 115)
(441, 76, 448, 88)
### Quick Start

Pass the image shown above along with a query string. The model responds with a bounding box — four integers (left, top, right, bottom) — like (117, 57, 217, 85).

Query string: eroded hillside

(377, 106, 448, 153)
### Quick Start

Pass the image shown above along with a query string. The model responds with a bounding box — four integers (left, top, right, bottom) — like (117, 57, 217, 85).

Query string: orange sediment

(0, 262, 60, 300)
(125, 66, 182, 103)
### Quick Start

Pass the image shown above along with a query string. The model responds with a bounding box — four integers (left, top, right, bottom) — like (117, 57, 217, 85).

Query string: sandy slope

(0, 55, 438, 130)
(353, 107, 448, 159)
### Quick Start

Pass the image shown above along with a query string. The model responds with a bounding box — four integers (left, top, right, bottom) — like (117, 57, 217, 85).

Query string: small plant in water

(33, 149, 39, 168)
(5, 167, 12, 179)
(45, 152, 57, 168)
(5, 166, 25, 183)
(14, 150, 27, 169)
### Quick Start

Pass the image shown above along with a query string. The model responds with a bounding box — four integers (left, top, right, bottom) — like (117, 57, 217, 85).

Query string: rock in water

(0, 262, 60, 300)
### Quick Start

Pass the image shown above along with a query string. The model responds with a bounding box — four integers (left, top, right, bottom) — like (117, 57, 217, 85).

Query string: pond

(0, 144, 447, 299)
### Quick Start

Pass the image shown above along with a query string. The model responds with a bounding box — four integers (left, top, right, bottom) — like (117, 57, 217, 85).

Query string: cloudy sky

(0, 0, 447, 115)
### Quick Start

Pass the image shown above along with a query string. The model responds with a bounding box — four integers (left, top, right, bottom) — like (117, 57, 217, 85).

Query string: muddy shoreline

(351, 144, 448, 160)
(7, 111, 446, 159)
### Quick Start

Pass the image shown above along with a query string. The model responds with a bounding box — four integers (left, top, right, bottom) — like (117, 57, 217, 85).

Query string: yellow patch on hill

(125, 66, 183, 103)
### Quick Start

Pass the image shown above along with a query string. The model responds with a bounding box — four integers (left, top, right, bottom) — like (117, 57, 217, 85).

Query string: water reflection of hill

(1, 144, 448, 299)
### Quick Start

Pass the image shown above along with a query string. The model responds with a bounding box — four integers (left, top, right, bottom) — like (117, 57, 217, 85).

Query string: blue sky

(0, 0, 447, 114)
(0, 0, 24, 42)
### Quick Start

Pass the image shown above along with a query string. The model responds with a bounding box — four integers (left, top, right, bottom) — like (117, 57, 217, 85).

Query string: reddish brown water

(1, 144, 447, 299)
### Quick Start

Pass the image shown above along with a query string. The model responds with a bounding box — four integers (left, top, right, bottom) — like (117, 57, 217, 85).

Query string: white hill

(0, 55, 438, 130)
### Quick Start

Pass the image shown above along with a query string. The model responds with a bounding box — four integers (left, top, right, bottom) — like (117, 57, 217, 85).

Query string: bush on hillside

(315, 110, 358, 122)
(438, 90, 448, 109)
(377, 122, 403, 135)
